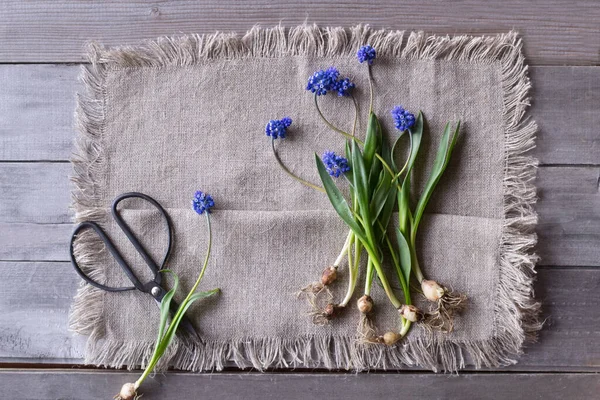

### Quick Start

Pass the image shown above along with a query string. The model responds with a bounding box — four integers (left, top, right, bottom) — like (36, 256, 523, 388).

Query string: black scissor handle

(69, 221, 140, 292)
(111, 192, 174, 287)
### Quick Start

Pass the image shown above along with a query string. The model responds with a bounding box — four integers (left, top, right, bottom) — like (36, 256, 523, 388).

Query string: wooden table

(0, 1, 598, 398)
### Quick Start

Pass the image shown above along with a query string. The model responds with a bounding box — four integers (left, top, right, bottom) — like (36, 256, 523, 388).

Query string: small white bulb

(422, 279, 445, 301)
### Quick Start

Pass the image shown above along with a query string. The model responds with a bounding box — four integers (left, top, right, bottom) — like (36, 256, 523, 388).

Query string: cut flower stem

(314, 94, 364, 145)
(118, 202, 220, 400)
(271, 137, 325, 193)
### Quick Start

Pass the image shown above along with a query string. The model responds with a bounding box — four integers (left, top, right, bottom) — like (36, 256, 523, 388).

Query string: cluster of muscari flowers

(322, 151, 351, 178)
(391, 106, 416, 131)
(333, 78, 355, 97)
(265, 117, 292, 139)
(357, 45, 376, 65)
(306, 67, 355, 97)
(192, 191, 215, 215)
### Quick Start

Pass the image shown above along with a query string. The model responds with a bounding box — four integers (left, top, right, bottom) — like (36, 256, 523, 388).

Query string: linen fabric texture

(69, 26, 539, 372)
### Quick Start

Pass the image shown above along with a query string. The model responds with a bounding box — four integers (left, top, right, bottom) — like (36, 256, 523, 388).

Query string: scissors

(69, 192, 199, 340)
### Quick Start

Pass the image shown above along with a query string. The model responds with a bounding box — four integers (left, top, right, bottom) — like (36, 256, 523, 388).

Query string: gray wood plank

(1, 65, 598, 164)
(524, 267, 600, 370)
(1, 1, 599, 65)
(0, 163, 71, 224)
(0, 65, 79, 161)
(530, 67, 600, 165)
(0, 370, 598, 400)
(0, 262, 84, 362)
(0, 223, 72, 261)
(3, 163, 598, 266)
(536, 166, 600, 267)
(1, 262, 597, 371)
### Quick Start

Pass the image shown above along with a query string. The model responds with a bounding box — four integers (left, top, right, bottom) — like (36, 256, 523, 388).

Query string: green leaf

(428, 122, 452, 181)
(379, 185, 398, 237)
(379, 124, 393, 168)
(368, 155, 383, 195)
(412, 121, 461, 234)
(345, 140, 352, 164)
(390, 131, 406, 172)
(369, 169, 392, 221)
(402, 112, 423, 182)
(398, 112, 423, 236)
(362, 112, 380, 171)
(155, 270, 178, 349)
(184, 289, 221, 304)
(157, 288, 220, 358)
(396, 229, 412, 284)
(373, 183, 398, 249)
(351, 139, 372, 229)
(398, 176, 412, 236)
(315, 153, 366, 242)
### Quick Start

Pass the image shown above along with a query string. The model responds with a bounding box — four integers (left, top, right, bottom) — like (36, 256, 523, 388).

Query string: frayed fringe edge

(80, 332, 534, 373)
(69, 25, 540, 373)
(68, 50, 109, 341)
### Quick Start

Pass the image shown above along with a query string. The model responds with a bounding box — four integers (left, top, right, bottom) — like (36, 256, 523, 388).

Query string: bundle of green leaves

(266, 45, 466, 344)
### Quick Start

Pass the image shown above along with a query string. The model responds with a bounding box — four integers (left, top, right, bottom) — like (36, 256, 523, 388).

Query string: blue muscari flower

(357, 45, 376, 65)
(391, 106, 416, 131)
(322, 151, 351, 178)
(265, 117, 292, 139)
(192, 191, 215, 215)
(333, 77, 355, 97)
(306, 67, 340, 96)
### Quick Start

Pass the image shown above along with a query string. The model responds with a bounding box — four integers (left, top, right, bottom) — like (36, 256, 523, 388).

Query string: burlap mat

(69, 25, 540, 372)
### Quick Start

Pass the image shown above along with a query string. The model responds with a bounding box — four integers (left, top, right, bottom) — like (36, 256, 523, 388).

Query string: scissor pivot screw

(151, 286, 161, 297)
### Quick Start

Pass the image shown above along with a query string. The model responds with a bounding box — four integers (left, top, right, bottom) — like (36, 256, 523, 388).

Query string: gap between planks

(0, 369, 598, 399)
(0, 0, 599, 65)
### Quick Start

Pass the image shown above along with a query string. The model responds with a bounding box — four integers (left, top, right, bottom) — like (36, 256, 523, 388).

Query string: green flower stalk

(265, 44, 466, 345)
(316, 118, 414, 342)
(390, 114, 468, 332)
(116, 191, 220, 400)
(266, 118, 326, 193)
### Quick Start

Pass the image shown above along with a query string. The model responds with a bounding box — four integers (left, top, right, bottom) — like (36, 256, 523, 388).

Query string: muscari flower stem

(399, 319, 411, 337)
(340, 232, 361, 307)
(353, 196, 402, 308)
(410, 244, 425, 283)
(334, 230, 353, 267)
(363, 257, 374, 296)
(350, 94, 360, 138)
(380, 225, 411, 304)
(375, 145, 413, 190)
(339, 197, 362, 307)
(271, 137, 325, 193)
(367, 64, 374, 114)
(360, 241, 402, 309)
(135, 212, 213, 390)
(314, 94, 364, 145)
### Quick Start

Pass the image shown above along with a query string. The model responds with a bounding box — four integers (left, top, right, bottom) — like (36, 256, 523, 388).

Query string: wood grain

(1, 65, 600, 164)
(0, 65, 79, 161)
(0, 1, 599, 65)
(0, 265, 598, 370)
(3, 163, 598, 266)
(0, 370, 598, 399)
(530, 66, 600, 165)
(0, 262, 84, 362)
(0, 163, 71, 224)
(0, 0, 598, 388)
(0, 222, 72, 261)
(536, 166, 600, 267)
